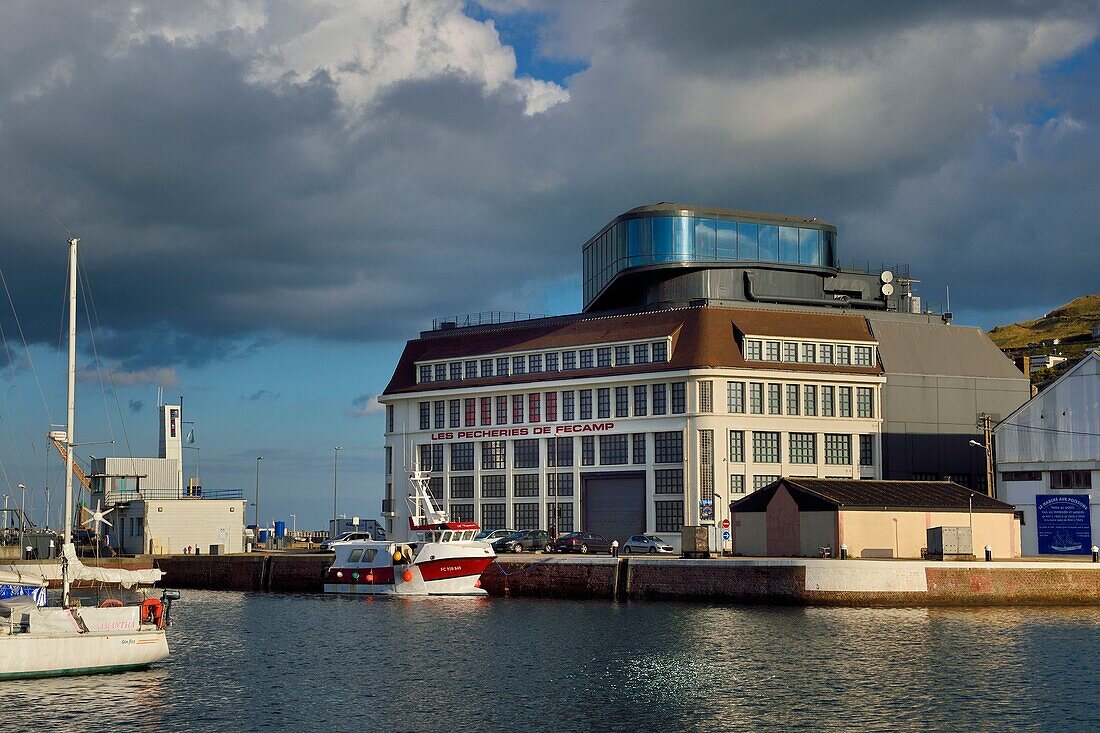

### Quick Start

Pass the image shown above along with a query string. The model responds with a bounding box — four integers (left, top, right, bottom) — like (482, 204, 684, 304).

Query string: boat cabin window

(416, 532, 429, 543)
(441, 531, 453, 542)
(348, 549, 363, 563)
(359, 549, 377, 564)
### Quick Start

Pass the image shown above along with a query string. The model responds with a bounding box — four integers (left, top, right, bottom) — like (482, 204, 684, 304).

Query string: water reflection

(5, 594, 1099, 732)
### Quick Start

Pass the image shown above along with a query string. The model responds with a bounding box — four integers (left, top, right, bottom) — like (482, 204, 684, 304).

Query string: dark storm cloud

(243, 389, 279, 402)
(128, 399, 143, 413)
(0, 0, 1097, 373)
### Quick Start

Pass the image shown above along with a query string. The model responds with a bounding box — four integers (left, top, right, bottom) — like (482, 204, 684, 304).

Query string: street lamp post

(254, 456, 264, 535)
(713, 489, 725, 556)
(18, 484, 26, 560)
(333, 446, 343, 538)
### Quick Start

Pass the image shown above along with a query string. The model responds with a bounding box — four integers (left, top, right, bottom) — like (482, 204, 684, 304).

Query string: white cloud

(348, 392, 385, 417)
(81, 365, 180, 389)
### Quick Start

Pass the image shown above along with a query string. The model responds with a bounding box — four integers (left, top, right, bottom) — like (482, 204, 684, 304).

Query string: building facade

(380, 204, 1029, 548)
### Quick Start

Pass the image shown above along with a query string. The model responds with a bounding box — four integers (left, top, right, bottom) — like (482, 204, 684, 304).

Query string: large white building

(996, 352, 1100, 555)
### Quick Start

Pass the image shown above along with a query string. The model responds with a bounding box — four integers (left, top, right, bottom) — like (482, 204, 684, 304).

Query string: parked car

(623, 535, 674, 554)
(474, 528, 515, 544)
(319, 532, 373, 551)
(554, 531, 612, 554)
(492, 529, 550, 553)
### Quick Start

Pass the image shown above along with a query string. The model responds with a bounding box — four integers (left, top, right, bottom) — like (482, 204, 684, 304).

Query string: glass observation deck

(582, 205, 838, 309)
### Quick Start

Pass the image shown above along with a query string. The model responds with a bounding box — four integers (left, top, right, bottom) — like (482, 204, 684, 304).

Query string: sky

(0, 0, 1098, 530)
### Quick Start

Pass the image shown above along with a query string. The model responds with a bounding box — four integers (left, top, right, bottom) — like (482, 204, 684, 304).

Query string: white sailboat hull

(0, 628, 169, 679)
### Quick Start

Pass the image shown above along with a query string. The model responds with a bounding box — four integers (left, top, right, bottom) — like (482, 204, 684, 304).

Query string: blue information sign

(1035, 494, 1092, 555)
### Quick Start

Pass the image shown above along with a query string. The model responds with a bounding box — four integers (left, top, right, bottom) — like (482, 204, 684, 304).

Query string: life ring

(141, 598, 165, 629)
(99, 598, 124, 608)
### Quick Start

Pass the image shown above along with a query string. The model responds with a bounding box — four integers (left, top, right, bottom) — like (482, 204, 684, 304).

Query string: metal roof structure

(730, 478, 1016, 513)
(870, 320, 1023, 379)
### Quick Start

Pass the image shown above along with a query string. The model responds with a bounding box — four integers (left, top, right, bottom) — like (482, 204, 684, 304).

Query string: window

(699, 429, 714, 500)
(548, 472, 574, 497)
(547, 437, 573, 467)
(549, 502, 574, 532)
(671, 382, 686, 414)
(512, 394, 525, 424)
(652, 341, 668, 363)
(825, 434, 851, 464)
(545, 392, 557, 422)
(514, 439, 539, 469)
(545, 353, 559, 372)
(1002, 471, 1041, 482)
(853, 387, 873, 419)
(514, 475, 540, 498)
(449, 399, 460, 428)
(765, 341, 780, 361)
(481, 358, 494, 377)
(597, 347, 612, 368)
(753, 475, 780, 490)
(786, 384, 800, 415)
(855, 346, 873, 366)
(580, 389, 593, 420)
(450, 362, 461, 381)
(419, 401, 430, 430)
(802, 343, 816, 363)
(654, 431, 684, 463)
(615, 387, 629, 418)
(820, 344, 833, 364)
(749, 383, 764, 414)
(655, 501, 683, 533)
(580, 349, 594, 369)
(789, 433, 816, 464)
(839, 387, 852, 418)
(783, 342, 798, 362)
(727, 381, 745, 413)
(529, 393, 541, 423)
(433, 401, 445, 429)
(615, 345, 631, 365)
(634, 385, 648, 416)
(1051, 471, 1092, 489)
(450, 476, 474, 499)
(514, 503, 539, 530)
(435, 364, 446, 381)
(634, 344, 649, 364)
(562, 351, 577, 370)
(450, 443, 474, 471)
(464, 398, 476, 427)
(562, 390, 576, 421)
(482, 441, 506, 470)
(497, 357, 509, 376)
(767, 384, 782, 415)
(581, 436, 595, 466)
(729, 430, 744, 463)
(699, 380, 713, 413)
(859, 435, 874, 466)
(429, 476, 444, 506)
(513, 355, 526, 375)
(598, 388, 611, 419)
(632, 433, 646, 464)
(655, 469, 684, 494)
(730, 475, 745, 494)
(599, 435, 628, 465)
(753, 432, 781, 463)
(745, 339, 763, 360)
(481, 503, 506, 528)
(804, 385, 817, 417)
(451, 504, 475, 522)
(652, 384, 667, 415)
(528, 354, 542, 373)
(419, 365, 432, 383)
(481, 475, 506, 498)
(480, 397, 492, 426)
(387, 404, 394, 434)
(821, 386, 835, 417)
(836, 345, 851, 365)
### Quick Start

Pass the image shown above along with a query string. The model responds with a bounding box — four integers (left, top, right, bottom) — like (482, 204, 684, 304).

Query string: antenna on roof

(942, 285, 953, 325)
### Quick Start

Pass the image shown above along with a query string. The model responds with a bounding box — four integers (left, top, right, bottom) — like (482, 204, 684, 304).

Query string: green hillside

(988, 293, 1100, 349)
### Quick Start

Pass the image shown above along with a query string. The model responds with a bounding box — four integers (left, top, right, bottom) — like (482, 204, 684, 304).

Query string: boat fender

(402, 570, 413, 583)
(99, 598, 124, 608)
(141, 598, 165, 629)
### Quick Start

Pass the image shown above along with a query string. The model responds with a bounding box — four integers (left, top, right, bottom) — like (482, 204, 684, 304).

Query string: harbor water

(3, 590, 1099, 732)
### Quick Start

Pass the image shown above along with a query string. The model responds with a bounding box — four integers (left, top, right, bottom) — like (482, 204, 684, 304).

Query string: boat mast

(62, 236, 78, 607)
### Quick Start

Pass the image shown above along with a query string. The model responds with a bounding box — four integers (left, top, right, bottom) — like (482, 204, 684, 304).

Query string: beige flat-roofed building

(730, 478, 1021, 558)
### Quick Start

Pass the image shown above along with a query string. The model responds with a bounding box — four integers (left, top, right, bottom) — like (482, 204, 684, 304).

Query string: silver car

(622, 534, 675, 554)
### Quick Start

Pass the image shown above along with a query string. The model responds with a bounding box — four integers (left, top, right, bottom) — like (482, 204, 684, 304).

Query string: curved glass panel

(717, 220, 738, 259)
(736, 223, 758, 260)
(758, 225, 779, 262)
(672, 216, 694, 261)
(799, 228, 821, 266)
(694, 218, 716, 259)
(779, 227, 799, 263)
(651, 217, 674, 263)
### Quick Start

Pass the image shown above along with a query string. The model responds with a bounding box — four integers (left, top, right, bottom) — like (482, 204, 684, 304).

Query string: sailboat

(0, 236, 177, 679)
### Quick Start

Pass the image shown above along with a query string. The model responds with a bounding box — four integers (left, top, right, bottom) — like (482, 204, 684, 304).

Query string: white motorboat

(324, 469, 495, 596)
(0, 236, 177, 679)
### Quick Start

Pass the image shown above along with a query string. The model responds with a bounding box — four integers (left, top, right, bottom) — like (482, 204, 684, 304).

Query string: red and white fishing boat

(323, 469, 495, 596)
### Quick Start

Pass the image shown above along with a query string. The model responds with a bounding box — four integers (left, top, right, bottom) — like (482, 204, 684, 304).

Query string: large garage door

(582, 472, 646, 545)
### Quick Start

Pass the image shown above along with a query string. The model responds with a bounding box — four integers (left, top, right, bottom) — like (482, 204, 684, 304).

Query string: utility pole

(979, 413, 995, 498)
(333, 446, 343, 538)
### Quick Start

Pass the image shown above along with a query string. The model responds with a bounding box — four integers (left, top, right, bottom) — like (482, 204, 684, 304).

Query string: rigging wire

(1, 265, 54, 436)
(0, 308, 28, 487)
(998, 421, 1100, 438)
(0, 155, 77, 239)
(77, 259, 117, 454)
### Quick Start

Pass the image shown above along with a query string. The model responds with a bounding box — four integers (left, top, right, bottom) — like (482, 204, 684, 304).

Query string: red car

(553, 531, 612, 554)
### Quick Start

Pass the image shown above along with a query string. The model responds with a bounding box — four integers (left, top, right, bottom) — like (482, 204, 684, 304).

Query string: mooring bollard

(984, 545, 992, 562)
(840, 544, 848, 560)
(1092, 546, 1099, 563)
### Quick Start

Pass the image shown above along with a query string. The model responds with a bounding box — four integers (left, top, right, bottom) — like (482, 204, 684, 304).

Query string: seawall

(149, 554, 1100, 606)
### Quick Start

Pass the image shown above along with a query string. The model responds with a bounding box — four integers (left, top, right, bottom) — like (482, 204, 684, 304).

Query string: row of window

(729, 431, 874, 467)
(1001, 470, 1092, 489)
(416, 340, 669, 384)
(448, 499, 684, 534)
(416, 432, 685, 473)
(725, 381, 875, 419)
(743, 339, 876, 367)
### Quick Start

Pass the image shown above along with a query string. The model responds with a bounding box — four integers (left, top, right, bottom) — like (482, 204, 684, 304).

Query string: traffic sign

(722, 530, 731, 541)
(721, 518, 730, 529)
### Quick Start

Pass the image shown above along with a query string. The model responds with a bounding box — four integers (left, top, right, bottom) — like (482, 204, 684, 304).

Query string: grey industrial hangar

(378, 204, 1030, 548)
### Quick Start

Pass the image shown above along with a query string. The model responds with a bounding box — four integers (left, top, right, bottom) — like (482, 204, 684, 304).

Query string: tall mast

(62, 236, 78, 607)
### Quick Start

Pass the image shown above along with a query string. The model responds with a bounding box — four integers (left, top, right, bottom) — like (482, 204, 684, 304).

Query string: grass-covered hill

(988, 293, 1100, 350)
